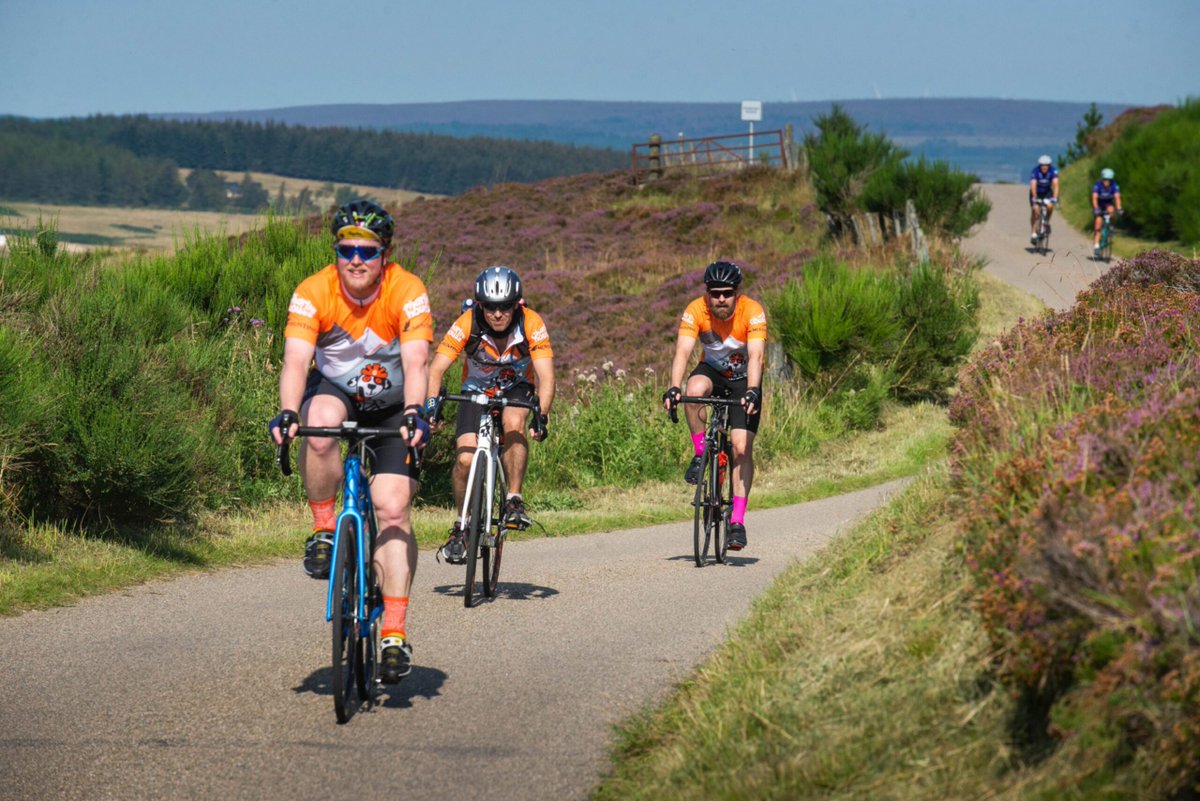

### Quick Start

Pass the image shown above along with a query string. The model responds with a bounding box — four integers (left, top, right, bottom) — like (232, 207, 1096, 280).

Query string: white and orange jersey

(284, 263, 433, 410)
(436, 307, 553, 393)
(679, 295, 768, 380)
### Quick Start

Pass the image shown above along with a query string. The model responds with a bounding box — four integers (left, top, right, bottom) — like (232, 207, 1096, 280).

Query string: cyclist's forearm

(400, 340, 430, 410)
(279, 338, 314, 413)
(746, 345, 765, 389)
(533, 359, 555, 415)
(669, 337, 694, 388)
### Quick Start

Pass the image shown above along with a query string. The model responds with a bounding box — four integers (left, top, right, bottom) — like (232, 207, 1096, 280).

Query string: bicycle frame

(457, 402, 505, 545)
(326, 449, 380, 628)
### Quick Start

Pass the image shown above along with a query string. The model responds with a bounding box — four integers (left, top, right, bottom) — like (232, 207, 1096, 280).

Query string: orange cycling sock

(382, 596, 409, 640)
(308, 497, 336, 532)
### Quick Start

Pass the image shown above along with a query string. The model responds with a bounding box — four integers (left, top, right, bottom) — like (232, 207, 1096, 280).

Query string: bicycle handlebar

(276, 423, 420, 477)
(668, 395, 742, 424)
(441, 391, 547, 438)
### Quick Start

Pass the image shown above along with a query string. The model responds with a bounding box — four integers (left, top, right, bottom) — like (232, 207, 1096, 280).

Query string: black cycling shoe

(684, 455, 703, 485)
(380, 636, 412, 683)
(439, 523, 466, 565)
(727, 522, 747, 551)
(303, 531, 334, 579)
(503, 496, 531, 530)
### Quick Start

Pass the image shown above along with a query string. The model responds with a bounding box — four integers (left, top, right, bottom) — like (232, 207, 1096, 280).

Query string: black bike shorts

(303, 372, 418, 478)
(688, 363, 760, 434)
(453, 381, 538, 439)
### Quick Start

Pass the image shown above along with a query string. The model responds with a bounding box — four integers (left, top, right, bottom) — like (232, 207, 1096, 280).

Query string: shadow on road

(665, 554, 760, 567)
(429, 581, 559, 602)
(293, 663, 449, 721)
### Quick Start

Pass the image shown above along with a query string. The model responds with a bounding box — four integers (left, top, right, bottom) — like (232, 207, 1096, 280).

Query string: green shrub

(767, 257, 900, 381)
(1103, 99, 1200, 244)
(860, 156, 991, 237)
(891, 261, 979, 402)
(804, 104, 904, 225)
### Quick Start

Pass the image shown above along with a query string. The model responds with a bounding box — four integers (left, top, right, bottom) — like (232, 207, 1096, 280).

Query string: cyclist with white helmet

(1091, 168, 1124, 256)
(425, 266, 555, 564)
(661, 260, 767, 551)
(1028, 155, 1060, 244)
(269, 198, 432, 683)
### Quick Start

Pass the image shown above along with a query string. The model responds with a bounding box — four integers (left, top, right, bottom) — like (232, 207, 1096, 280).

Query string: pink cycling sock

(731, 496, 748, 525)
(692, 432, 706, 456)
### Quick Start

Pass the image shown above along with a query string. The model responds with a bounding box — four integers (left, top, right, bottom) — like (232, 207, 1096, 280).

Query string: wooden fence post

(647, 133, 663, 181)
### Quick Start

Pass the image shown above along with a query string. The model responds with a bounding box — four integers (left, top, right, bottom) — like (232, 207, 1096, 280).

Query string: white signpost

(741, 100, 762, 165)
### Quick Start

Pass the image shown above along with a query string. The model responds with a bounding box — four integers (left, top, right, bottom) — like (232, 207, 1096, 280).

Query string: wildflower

(251, 318, 265, 328)
(602, 360, 614, 373)
(615, 369, 626, 380)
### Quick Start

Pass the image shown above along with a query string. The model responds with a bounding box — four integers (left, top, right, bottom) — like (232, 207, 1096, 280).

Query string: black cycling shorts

(688, 363, 760, 434)
(303, 372, 418, 478)
(453, 381, 538, 439)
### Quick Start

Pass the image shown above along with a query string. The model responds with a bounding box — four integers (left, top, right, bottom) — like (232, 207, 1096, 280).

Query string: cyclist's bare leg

(500, 407, 530, 495)
(683, 374, 713, 436)
(1093, 210, 1105, 245)
(371, 473, 419, 598)
(298, 394, 349, 503)
(730, 429, 755, 498)
(451, 433, 478, 516)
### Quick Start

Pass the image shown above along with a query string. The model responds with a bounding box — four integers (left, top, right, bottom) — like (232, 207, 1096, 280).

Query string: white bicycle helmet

(1037, 155, 1053, 166)
(1100, 168, 1115, 180)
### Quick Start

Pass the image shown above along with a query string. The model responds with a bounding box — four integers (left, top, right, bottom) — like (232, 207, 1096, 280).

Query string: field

(0, 171, 432, 253)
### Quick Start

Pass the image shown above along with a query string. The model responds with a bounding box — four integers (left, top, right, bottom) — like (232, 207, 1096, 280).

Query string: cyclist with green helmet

(269, 198, 432, 683)
(662, 260, 767, 551)
(1091, 168, 1124, 257)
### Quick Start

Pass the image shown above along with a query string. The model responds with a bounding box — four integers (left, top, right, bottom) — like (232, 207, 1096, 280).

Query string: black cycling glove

(662, 386, 681, 408)
(268, 409, 299, 440)
(742, 387, 762, 414)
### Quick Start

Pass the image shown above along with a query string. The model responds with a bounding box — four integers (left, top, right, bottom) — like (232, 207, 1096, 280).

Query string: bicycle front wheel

(464, 475, 486, 608)
(331, 518, 359, 724)
(715, 445, 732, 564)
(693, 449, 715, 567)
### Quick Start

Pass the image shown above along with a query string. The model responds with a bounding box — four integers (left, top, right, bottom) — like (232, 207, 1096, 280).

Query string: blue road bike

(278, 423, 415, 724)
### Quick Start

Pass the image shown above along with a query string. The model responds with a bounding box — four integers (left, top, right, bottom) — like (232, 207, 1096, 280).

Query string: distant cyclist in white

(1028, 155, 1060, 244)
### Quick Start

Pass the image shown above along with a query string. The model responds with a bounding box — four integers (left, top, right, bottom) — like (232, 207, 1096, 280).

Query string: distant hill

(160, 98, 1132, 183)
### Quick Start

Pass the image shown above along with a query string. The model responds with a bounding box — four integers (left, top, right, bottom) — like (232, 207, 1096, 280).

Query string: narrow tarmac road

(1, 481, 907, 801)
(965, 183, 1110, 311)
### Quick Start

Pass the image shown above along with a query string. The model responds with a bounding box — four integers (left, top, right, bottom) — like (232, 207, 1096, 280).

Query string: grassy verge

(593, 465, 1096, 801)
(0, 400, 949, 616)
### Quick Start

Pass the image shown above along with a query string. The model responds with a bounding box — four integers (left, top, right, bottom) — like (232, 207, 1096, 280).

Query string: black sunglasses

(482, 302, 515, 314)
(335, 244, 383, 262)
(707, 287, 736, 299)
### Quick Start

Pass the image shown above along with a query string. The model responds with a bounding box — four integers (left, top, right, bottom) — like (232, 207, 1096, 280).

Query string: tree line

(0, 114, 629, 209)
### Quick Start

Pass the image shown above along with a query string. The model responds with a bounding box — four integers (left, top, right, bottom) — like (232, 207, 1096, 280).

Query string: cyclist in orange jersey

(269, 199, 431, 683)
(662, 260, 767, 551)
(424, 266, 554, 564)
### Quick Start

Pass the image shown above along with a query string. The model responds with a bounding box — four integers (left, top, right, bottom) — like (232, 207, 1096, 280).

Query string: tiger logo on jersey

(723, 351, 746, 378)
(349, 363, 392, 403)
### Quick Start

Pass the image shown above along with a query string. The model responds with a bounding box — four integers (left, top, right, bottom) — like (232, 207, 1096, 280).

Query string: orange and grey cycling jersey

(284, 263, 433, 411)
(436, 307, 553, 393)
(679, 295, 768, 380)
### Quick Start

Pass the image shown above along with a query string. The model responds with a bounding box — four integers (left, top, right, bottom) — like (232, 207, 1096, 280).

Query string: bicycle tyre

(693, 448, 714, 567)
(463, 475, 486, 608)
(331, 517, 358, 724)
(1100, 226, 1112, 262)
(356, 564, 381, 704)
(715, 443, 732, 564)
(485, 529, 504, 598)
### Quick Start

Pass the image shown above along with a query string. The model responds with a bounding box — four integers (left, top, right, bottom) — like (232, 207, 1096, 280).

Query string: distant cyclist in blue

(1028, 154, 1060, 244)
(1091, 167, 1124, 256)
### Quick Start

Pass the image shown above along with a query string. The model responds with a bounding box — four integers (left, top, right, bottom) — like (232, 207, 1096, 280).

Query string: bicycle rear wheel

(1100, 228, 1112, 262)
(692, 448, 715, 567)
(331, 518, 359, 724)
(463, 476, 486, 608)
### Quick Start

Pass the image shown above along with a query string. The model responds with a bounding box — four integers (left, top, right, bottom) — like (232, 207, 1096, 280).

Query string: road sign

(741, 101, 762, 122)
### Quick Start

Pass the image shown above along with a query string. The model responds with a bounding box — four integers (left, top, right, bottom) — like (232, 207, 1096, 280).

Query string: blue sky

(1, 0, 1195, 118)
